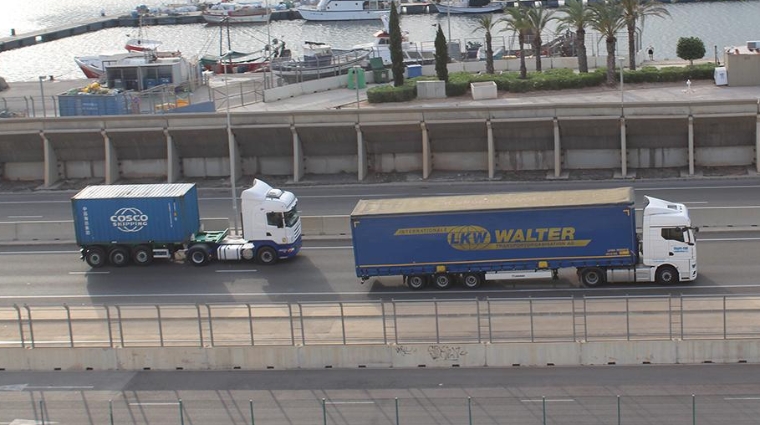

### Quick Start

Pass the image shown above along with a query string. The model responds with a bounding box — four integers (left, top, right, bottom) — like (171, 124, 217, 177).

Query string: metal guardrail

(2, 295, 760, 348)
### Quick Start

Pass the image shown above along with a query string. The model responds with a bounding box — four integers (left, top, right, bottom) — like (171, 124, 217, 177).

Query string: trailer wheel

(461, 272, 483, 289)
(132, 245, 153, 266)
(656, 265, 679, 284)
(405, 275, 428, 290)
(85, 246, 106, 268)
(433, 273, 454, 290)
(187, 246, 210, 267)
(256, 246, 278, 265)
(108, 246, 130, 267)
(580, 267, 605, 287)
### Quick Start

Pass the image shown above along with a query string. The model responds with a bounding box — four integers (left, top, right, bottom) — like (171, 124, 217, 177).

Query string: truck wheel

(85, 247, 106, 268)
(656, 266, 679, 284)
(132, 245, 153, 266)
(405, 275, 428, 290)
(461, 272, 483, 289)
(580, 268, 605, 287)
(433, 273, 454, 290)
(256, 246, 278, 265)
(108, 246, 130, 267)
(187, 246, 210, 266)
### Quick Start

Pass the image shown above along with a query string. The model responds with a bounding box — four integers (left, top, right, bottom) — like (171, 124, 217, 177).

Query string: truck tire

(85, 246, 106, 268)
(132, 245, 153, 266)
(656, 265, 679, 284)
(580, 267, 605, 287)
(433, 273, 454, 290)
(108, 246, 130, 267)
(461, 272, 483, 289)
(256, 246, 278, 265)
(405, 275, 428, 290)
(187, 246, 210, 266)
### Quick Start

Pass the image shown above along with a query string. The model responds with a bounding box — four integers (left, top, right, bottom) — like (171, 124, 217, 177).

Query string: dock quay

(0, 2, 432, 54)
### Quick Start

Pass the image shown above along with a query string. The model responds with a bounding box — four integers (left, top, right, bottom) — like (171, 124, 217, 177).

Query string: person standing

(647, 46, 654, 61)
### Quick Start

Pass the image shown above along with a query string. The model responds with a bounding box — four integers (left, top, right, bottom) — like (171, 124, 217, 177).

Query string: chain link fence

(3, 295, 760, 349)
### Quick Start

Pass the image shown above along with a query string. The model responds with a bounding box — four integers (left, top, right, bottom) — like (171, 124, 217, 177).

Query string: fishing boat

(74, 51, 183, 80)
(200, 39, 289, 73)
(353, 15, 435, 65)
(269, 42, 371, 83)
(202, 1, 270, 24)
(432, 0, 503, 14)
(298, 0, 396, 21)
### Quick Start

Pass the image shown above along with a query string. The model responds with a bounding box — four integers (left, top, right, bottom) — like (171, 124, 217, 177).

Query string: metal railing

(3, 295, 760, 349)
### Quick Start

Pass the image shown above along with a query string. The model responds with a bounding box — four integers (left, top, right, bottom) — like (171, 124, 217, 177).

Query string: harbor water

(1, 0, 759, 82)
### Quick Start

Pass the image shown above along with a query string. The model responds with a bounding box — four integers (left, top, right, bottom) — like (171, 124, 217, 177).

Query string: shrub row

(367, 63, 717, 103)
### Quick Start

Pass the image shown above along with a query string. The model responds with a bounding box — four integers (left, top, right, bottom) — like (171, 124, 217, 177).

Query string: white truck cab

(606, 196, 698, 284)
(239, 179, 302, 263)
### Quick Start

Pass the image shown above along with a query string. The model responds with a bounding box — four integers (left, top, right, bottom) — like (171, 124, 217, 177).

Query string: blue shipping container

(71, 184, 200, 246)
(58, 93, 129, 116)
(350, 188, 637, 278)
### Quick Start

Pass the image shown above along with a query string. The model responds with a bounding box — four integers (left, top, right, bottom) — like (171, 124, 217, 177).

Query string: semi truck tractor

(71, 179, 301, 268)
(350, 187, 698, 289)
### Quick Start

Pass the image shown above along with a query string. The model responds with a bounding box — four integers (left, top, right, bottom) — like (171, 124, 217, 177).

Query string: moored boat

(432, 0, 503, 14)
(353, 15, 435, 66)
(74, 51, 184, 80)
(202, 1, 270, 24)
(269, 42, 371, 82)
(298, 0, 396, 21)
(200, 39, 290, 74)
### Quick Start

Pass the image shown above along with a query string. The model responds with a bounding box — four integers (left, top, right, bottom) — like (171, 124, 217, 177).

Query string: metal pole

(64, 303, 74, 347)
(14, 304, 25, 348)
(109, 399, 114, 425)
(619, 57, 624, 107)
(38, 76, 46, 118)
(487, 298, 493, 343)
(340, 302, 346, 345)
(322, 398, 327, 425)
(250, 399, 255, 425)
(393, 300, 399, 344)
(196, 303, 204, 347)
(248, 303, 255, 346)
(395, 397, 400, 425)
(434, 299, 440, 343)
(224, 55, 239, 237)
(179, 398, 184, 425)
(40, 399, 45, 425)
(25, 304, 35, 348)
(542, 396, 546, 425)
(382, 302, 388, 345)
(206, 304, 215, 347)
(723, 296, 727, 339)
(156, 305, 164, 347)
(625, 297, 630, 341)
(617, 395, 621, 425)
(468, 397, 472, 425)
(105, 305, 114, 348)
(529, 298, 534, 342)
(692, 394, 696, 425)
(447, 0, 451, 45)
(354, 67, 360, 109)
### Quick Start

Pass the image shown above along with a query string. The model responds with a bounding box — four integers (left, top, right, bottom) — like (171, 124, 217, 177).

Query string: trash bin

(407, 64, 422, 78)
(347, 67, 366, 90)
(714, 67, 728, 86)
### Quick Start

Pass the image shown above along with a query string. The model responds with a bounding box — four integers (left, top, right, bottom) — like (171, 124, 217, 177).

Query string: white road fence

(2, 295, 760, 349)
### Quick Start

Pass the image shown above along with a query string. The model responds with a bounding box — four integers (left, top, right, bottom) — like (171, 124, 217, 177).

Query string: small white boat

(353, 15, 435, 66)
(298, 0, 396, 21)
(433, 0, 503, 14)
(202, 1, 270, 24)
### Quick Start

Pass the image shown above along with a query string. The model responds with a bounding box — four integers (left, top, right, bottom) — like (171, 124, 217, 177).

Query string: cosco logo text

(111, 207, 149, 233)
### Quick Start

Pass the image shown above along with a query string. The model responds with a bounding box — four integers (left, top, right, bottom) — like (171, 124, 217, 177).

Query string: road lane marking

(68, 271, 110, 275)
(724, 397, 760, 400)
(7, 215, 43, 219)
(0, 251, 79, 255)
(216, 270, 258, 273)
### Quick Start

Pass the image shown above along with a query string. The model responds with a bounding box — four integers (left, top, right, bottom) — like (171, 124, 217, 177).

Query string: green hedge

(366, 63, 717, 103)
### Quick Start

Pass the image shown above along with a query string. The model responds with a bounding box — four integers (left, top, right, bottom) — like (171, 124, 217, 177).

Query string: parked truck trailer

(72, 179, 301, 267)
(350, 187, 698, 289)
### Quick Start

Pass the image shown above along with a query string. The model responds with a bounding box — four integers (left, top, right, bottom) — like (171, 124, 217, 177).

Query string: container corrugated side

(71, 184, 200, 245)
(351, 203, 637, 277)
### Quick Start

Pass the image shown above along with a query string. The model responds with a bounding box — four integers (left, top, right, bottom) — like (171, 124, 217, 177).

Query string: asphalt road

(2, 179, 760, 221)
(2, 365, 760, 425)
(0, 231, 758, 306)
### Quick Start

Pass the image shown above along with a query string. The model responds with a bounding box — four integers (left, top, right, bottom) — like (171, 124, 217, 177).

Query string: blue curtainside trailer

(351, 187, 698, 289)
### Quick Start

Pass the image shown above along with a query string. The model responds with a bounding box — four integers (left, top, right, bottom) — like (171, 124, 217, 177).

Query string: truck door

(660, 227, 692, 278)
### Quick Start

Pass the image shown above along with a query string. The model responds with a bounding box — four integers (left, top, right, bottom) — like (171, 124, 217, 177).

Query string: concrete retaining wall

(2, 339, 758, 371)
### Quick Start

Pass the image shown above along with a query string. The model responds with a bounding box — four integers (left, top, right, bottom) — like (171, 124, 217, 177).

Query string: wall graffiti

(428, 345, 467, 361)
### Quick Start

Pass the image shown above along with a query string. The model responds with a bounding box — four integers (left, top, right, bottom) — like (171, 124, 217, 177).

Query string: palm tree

(620, 0, 670, 70)
(588, 0, 626, 85)
(472, 15, 497, 74)
(500, 6, 532, 79)
(556, 0, 592, 73)
(526, 5, 555, 72)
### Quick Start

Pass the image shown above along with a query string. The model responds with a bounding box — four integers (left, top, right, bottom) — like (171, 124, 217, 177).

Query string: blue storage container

(71, 184, 200, 246)
(407, 64, 422, 78)
(158, 76, 172, 85)
(58, 93, 129, 116)
(144, 78, 158, 89)
(350, 187, 637, 278)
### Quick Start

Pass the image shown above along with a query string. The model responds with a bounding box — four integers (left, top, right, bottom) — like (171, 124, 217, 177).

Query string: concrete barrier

(3, 339, 759, 371)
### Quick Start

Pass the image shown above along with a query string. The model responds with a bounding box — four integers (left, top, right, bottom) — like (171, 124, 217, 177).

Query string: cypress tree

(389, 2, 405, 87)
(434, 25, 449, 83)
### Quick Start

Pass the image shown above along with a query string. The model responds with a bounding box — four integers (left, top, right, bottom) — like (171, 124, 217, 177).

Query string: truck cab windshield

(284, 205, 300, 228)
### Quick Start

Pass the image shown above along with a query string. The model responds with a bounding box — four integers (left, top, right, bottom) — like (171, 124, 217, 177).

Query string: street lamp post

(38, 76, 46, 118)
(618, 57, 625, 105)
(447, 0, 452, 44)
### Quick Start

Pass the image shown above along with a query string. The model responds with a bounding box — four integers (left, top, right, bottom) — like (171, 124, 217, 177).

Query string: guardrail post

(105, 305, 114, 348)
(64, 303, 74, 348)
(434, 299, 440, 344)
(247, 303, 255, 346)
(382, 301, 388, 345)
(109, 399, 114, 425)
(340, 302, 346, 345)
(250, 399, 255, 425)
(668, 297, 672, 340)
(583, 297, 588, 342)
(467, 397, 472, 425)
(24, 304, 35, 348)
(617, 395, 621, 425)
(116, 305, 125, 348)
(692, 394, 696, 425)
(395, 397, 399, 425)
(179, 398, 184, 425)
(393, 300, 399, 345)
(299, 303, 306, 346)
(288, 303, 295, 346)
(156, 305, 164, 347)
(195, 303, 204, 347)
(625, 297, 630, 341)
(487, 298, 493, 343)
(476, 300, 481, 343)
(680, 296, 684, 340)
(206, 304, 215, 347)
(723, 296, 727, 339)
(14, 304, 25, 348)
(542, 396, 546, 425)
(571, 297, 576, 342)
(40, 399, 45, 425)
(529, 298, 535, 342)
(322, 398, 327, 425)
